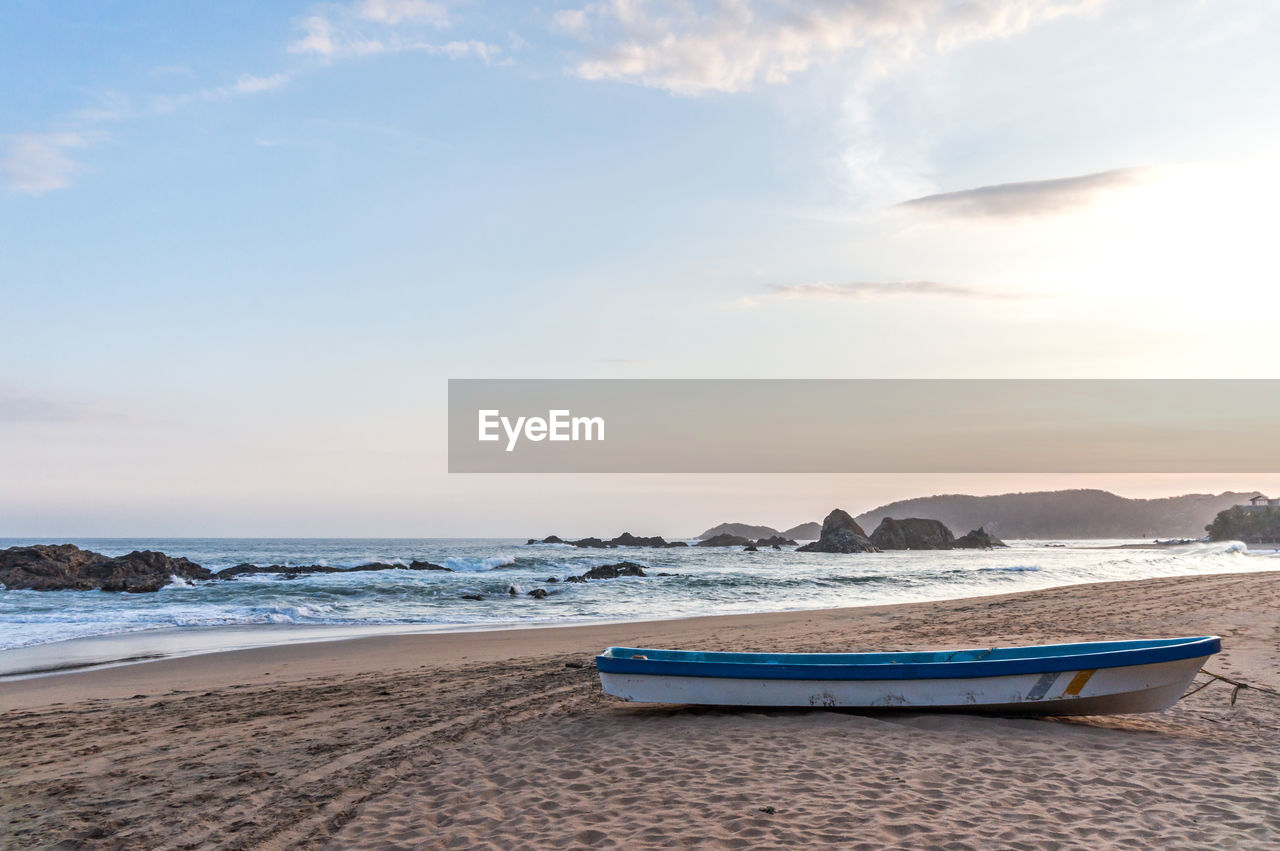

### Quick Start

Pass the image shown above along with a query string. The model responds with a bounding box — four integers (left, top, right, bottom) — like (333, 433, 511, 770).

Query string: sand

(2, 570, 1278, 849)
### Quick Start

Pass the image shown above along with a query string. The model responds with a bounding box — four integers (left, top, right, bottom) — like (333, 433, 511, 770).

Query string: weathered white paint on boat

(595, 637, 1219, 715)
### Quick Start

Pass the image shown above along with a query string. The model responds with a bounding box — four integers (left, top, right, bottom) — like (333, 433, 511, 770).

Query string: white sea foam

(444, 555, 517, 571)
(1, 537, 1274, 656)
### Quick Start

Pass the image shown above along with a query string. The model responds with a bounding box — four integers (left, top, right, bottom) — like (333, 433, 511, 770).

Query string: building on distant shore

(1244, 494, 1280, 511)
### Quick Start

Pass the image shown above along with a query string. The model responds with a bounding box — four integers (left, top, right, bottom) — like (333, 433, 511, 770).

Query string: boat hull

(598, 640, 1219, 715)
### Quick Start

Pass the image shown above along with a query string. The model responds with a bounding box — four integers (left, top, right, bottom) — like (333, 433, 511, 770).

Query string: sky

(2, 0, 1279, 537)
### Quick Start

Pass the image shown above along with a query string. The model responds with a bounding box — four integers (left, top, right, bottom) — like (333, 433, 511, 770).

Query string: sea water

(0, 537, 1272, 670)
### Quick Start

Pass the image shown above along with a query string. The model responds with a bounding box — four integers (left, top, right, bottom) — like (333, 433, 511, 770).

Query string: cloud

(358, 0, 450, 26)
(6, 68, 294, 196)
(153, 73, 292, 112)
(1, 132, 92, 195)
(753, 280, 1025, 304)
(289, 0, 497, 60)
(555, 0, 1103, 95)
(0, 388, 133, 425)
(898, 168, 1149, 218)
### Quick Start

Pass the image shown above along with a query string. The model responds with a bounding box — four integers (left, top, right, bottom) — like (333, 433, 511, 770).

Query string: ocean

(1, 537, 1274, 673)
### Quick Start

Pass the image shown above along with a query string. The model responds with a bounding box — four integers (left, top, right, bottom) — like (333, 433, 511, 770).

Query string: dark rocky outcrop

(743, 544, 758, 552)
(698, 534, 753, 547)
(869, 517, 957, 550)
(559, 562, 649, 583)
(607, 532, 672, 548)
(532, 533, 687, 549)
(576, 562, 648, 581)
(796, 510, 879, 554)
(0, 544, 212, 592)
(953, 527, 1008, 549)
(754, 536, 797, 547)
(215, 561, 449, 579)
(527, 588, 548, 599)
(461, 593, 485, 601)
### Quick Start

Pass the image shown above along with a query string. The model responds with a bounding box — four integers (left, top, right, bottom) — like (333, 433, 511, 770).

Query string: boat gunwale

(595, 636, 1220, 681)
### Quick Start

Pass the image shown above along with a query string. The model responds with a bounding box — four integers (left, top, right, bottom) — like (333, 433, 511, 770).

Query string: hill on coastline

(781, 522, 821, 540)
(696, 521, 824, 541)
(854, 489, 1254, 540)
(697, 522, 781, 540)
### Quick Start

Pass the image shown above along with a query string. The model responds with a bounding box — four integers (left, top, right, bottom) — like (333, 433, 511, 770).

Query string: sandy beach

(2, 570, 1278, 849)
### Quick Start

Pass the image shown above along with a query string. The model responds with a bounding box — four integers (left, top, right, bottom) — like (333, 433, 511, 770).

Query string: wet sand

(2, 570, 1278, 849)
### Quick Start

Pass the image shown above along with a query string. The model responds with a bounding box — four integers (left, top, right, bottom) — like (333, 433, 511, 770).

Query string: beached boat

(596, 636, 1220, 715)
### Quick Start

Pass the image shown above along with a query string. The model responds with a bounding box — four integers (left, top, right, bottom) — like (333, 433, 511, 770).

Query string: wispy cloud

(0, 387, 133, 425)
(749, 280, 1026, 305)
(553, 0, 1103, 96)
(0, 132, 93, 195)
(6, 1, 494, 196)
(153, 72, 292, 113)
(898, 168, 1149, 218)
(289, 0, 498, 61)
(3, 72, 291, 195)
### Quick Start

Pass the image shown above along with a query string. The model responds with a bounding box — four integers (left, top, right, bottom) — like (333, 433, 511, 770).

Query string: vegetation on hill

(854, 490, 1254, 539)
(1206, 506, 1280, 542)
(697, 522, 781, 540)
(781, 522, 822, 540)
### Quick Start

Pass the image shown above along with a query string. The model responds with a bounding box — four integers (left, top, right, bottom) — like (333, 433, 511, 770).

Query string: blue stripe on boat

(594, 636, 1220, 681)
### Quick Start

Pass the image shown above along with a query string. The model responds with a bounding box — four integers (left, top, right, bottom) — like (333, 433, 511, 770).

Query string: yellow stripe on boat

(1064, 669, 1097, 696)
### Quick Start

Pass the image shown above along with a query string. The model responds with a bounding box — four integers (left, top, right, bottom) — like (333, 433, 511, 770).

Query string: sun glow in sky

(2, 1, 1279, 535)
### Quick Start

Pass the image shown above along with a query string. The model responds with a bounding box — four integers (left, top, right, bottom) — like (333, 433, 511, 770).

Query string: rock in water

(527, 588, 548, 599)
(953, 527, 1008, 549)
(796, 510, 879, 554)
(567, 537, 611, 549)
(407, 560, 452, 571)
(0, 544, 212, 592)
(216, 561, 449, 579)
(572, 562, 648, 581)
(698, 534, 752, 547)
(869, 517, 957, 550)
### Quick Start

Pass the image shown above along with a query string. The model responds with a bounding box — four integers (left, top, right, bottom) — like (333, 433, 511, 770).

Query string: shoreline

(2, 569, 1276, 708)
(4, 547, 1274, 681)
(3, 570, 1278, 847)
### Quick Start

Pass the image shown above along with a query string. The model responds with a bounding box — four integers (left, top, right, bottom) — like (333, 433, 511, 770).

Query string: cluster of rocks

(2, 514, 1007, 595)
(0, 544, 453, 593)
(527, 533, 689, 549)
(953, 527, 1006, 549)
(216, 560, 450, 579)
(795, 509, 1006, 553)
(699, 534, 797, 549)
(797, 510, 879, 553)
(530, 531, 802, 550)
(868, 517, 955, 550)
(0, 544, 212, 593)
(493, 562, 668, 601)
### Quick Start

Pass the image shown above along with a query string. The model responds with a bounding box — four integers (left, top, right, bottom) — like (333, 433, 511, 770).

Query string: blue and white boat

(596, 636, 1220, 715)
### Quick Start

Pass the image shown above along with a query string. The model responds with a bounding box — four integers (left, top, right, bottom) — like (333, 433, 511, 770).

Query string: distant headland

(696, 489, 1258, 542)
